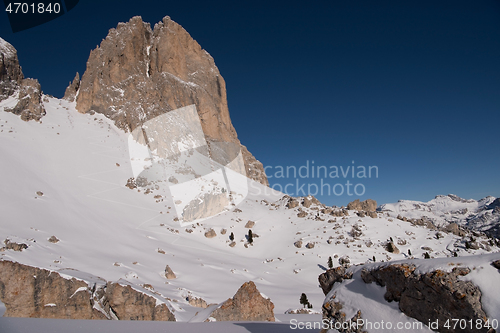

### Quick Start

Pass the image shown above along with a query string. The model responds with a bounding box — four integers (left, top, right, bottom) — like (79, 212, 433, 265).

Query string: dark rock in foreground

(361, 264, 491, 333)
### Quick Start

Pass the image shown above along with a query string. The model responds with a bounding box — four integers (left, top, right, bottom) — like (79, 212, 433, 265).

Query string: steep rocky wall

(0, 260, 175, 321)
(75, 16, 268, 185)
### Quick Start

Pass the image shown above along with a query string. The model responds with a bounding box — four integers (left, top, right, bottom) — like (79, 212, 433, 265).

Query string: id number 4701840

(5, 2, 61, 14)
(443, 318, 498, 331)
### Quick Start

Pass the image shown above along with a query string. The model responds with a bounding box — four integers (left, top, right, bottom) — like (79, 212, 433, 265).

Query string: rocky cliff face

(75, 16, 268, 186)
(210, 281, 275, 321)
(0, 260, 175, 321)
(0, 38, 45, 121)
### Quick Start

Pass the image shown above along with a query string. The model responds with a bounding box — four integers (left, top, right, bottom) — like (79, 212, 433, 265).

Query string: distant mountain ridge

(379, 194, 500, 237)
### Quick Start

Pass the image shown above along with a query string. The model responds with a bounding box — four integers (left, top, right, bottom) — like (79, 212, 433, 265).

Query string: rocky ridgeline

(0, 260, 175, 321)
(0, 38, 45, 121)
(318, 262, 497, 333)
(68, 16, 268, 186)
(279, 195, 378, 219)
(210, 281, 275, 322)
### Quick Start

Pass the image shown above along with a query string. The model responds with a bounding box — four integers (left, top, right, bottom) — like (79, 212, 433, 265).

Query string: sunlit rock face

(76, 16, 268, 187)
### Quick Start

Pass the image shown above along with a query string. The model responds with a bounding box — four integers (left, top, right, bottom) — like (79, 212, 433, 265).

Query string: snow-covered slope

(1, 96, 499, 324)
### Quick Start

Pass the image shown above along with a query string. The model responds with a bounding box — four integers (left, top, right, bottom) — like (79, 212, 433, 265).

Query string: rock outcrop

(75, 16, 268, 185)
(104, 283, 175, 321)
(0, 260, 175, 321)
(63, 72, 80, 102)
(1, 239, 28, 252)
(346, 199, 377, 212)
(4, 78, 46, 121)
(210, 281, 275, 321)
(318, 266, 353, 295)
(187, 295, 208, 308)
(164, 265, 176, 279)
(245, 220, 255, 228)
(385, 241, 400, 254)
(204, 229, 216, 238)
(361, 264, 491, 333)
(321, 303, 364, 333)
(319, 269, 363, 333)
(0, 38, 45, 121)
(302, 195, 322, 208)
(443, 222, 467, 237)
(0, 260, 103, 319)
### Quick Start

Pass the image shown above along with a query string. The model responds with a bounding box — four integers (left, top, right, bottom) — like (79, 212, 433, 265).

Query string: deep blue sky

(1, 0, 499, 206)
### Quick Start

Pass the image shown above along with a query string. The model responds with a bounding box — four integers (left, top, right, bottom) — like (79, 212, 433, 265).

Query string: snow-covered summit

(380, 194, 500, 236)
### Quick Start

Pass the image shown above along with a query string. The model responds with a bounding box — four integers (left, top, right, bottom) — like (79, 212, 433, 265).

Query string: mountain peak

(75, 16, 268, 185)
